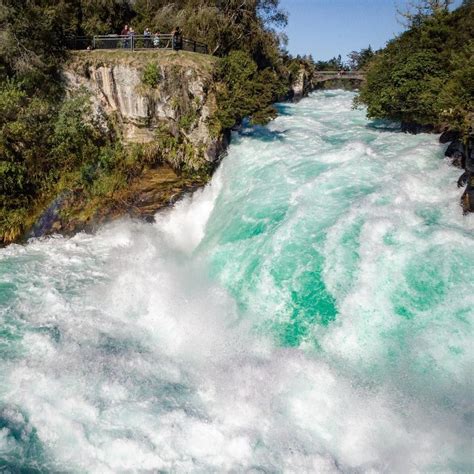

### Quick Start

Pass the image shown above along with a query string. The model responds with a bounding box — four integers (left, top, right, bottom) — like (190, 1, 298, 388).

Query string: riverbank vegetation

(356, 0, 474, 135)
(0, 0, 307, 244)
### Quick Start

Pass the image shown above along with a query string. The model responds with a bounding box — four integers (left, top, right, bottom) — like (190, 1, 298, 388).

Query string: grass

(67, 49, 217, 76)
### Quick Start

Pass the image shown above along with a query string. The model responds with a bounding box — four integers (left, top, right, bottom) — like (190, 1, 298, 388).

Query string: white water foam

(0, 91, 472, 473)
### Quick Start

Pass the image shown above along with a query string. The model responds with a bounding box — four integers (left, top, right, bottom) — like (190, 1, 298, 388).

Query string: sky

(280, 0, 463, 61)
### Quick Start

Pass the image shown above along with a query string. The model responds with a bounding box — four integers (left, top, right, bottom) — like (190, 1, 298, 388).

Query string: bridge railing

(315, 70, 365, 76)
(66, 34, 208, 54)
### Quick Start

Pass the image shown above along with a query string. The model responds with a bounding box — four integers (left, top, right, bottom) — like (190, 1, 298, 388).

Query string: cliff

(28, 50, 227, 238)
(64, 50, 226, 164)
(289, 68, 311, 101)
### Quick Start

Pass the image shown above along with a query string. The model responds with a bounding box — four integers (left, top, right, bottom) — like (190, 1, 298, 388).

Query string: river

(0, 90, 473, 472)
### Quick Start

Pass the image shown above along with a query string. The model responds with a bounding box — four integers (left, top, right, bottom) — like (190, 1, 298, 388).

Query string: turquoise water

(0, 91, 473, 472)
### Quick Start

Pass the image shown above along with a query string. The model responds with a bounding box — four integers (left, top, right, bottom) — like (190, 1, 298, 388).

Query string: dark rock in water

(458, 171, 468, 188)
(466, 139, 474, 173)
(460, 140, 474, 213)
(401, 122, 433, 134)
(445, 139, 465, 157)
(461, 173, 474, 214)
(445, 139, 466, 168)
(439, 129, 460, 144)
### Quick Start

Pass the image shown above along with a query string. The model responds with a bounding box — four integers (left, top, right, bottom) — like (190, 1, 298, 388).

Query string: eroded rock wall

(64, 51, 226, 165)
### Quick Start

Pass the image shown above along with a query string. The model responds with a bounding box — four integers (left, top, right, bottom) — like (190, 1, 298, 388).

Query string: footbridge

(314, 70, 365, 82)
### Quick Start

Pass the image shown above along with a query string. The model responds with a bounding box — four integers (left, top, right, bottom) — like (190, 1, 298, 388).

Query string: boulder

(445, 139, 466, 168)
(461, 173, 474, 214)
(439, 129, 460, 144)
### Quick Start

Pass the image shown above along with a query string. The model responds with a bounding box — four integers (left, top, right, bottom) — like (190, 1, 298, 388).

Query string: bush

(51, 90, 105, 171)
(215, 50, 283, 129)
(142, 63, 161, 88)
(356, 2, 474, 133)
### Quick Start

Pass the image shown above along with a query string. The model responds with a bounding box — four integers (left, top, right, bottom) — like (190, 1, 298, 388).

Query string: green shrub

(0, 207, 28, 243)
(215, 50, 282, 130)
(142, 63, 161, 88)
(52, 90, 105, 171)
(179, 110, 198, 131)
(80, 162, 97, 187)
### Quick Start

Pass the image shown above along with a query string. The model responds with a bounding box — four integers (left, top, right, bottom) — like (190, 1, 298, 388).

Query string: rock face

(24, 50, 228, 240)
(401, 122, 434, 134)
(64, 50, 226, 164)
(290, 68, 313, 102)
(439, 129, 460, 144)
(445, 139, 466, 168)
(444, 136, 474, 214)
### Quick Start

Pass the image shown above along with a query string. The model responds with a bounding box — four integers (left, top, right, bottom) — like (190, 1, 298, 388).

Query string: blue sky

(279, 0, 462, 61)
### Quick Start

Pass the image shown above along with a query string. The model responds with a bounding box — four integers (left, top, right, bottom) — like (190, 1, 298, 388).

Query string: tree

(77, 0, 135, 35)
(347, 46, 374, 70)
(132, 0, 287, 67)
(214, 50, 286, 129)
(0, 1, 76, 91)
(315, 55, 347, 71)
(397, 0, 453, 26)
(357, 1, 474, 133)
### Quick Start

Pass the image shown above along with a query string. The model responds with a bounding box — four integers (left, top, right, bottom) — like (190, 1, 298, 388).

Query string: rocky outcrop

(439, 129, 460, 144)
(401, 122, 434, 134)
(27, 164, 210, 238)
(445, 138, 466, 168)
(290, 68, 312, 102)
(24, 50, 229, 240)
(64, 50, 226, 165)
(442, 134, 474, 214)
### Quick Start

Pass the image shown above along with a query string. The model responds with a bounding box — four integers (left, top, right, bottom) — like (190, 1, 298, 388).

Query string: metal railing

(315, 70, 365, 76)
(65, 36, 93, 50)
(66, 34, 208, 54)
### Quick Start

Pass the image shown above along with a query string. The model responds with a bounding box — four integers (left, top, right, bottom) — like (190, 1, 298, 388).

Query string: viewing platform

(67, 34, 209, 55)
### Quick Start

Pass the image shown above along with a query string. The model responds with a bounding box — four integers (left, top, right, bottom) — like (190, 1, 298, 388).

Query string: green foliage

(0, 207, 28, 243)
(51, 89, 105, 172)
(0, 81, 53, 202)
(131, 0, 287, 67)
(0, 83, 150, 242)
(357, 2, 474, 133)
(0, 1, 76, 95)
(397, 0, 454, 27)
(155, 124, 204, 171)
(436, 40, 474, 134)
(315, 55, 348, 71)
(214, 50, 284, 129)
(179, 110, 198, 131)
(142, 63, 161, 88)
(0, 80, 53, 240)
(78, 0, 134, 36)
(347, 46, 374, 71)
(90, 173, 127, 197)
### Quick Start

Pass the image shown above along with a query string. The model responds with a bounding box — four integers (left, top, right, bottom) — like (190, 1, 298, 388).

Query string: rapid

(0, 90, 473, 473)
